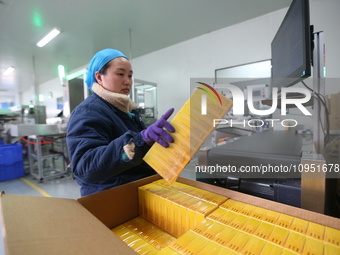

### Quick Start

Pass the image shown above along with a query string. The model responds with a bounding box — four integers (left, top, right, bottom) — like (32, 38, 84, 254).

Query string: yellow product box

(324, 243, 340, 255)
(262, 210, 281, 224)
(240, 217, 262, 234)
(239, 236, 266, 255)
(192, 218, 214, 235)
(302, 236, 324, 255)
(176, 196, 191, 236)
(323, 226, 340, 246)
(259, 242, 283, 255)
(157, 247, 180, 255)
(218, 248, 239, 255)
(213, 226, 238, 247)
(111, 224, 131, 237)
(290, 217, 309, 234)
(228, 201, 247, 213)
(267, 226, 290, 246)
(283, 231, 306, 254)
(276, 213, 294, 229)
(220, 199, 237, 210)
(185, 196, 202, 231)
(228, 213, 249, 230)
(218, 210, 238, 225)
(281, 249, 300, 255)
(196, 241, 225, 255)
(250, 207, 268, 220)
(201, 221, 226, 240)
(225, 231, 252, 253)
(192, 188, 228, 206)
(121, 232, 140, 245)
(150, 232, 176, 251)
(239, 204, 258, 217)
(306, 222, 325, 241)
(180, 234, 210, 255)
(125, 236, 149, 251)
(195, 201, 218, 225)
(253, 221, 275, 240)
(135, 243, 159, 255)
(168, 231, 200, 253)
(206, 207, 228, 222)
(166, 192, 182, 237)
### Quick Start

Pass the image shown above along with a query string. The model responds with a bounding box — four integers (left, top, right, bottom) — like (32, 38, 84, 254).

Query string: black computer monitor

(271, 0, 311, 91)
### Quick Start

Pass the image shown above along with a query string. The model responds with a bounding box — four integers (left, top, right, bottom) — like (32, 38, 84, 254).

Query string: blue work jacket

(66, 93, 155, 196)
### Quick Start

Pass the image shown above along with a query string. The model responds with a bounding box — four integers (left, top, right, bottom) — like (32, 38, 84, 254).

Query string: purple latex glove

(141, 108, 175, 148)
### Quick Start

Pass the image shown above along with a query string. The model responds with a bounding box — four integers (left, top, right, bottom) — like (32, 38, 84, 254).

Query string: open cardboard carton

(1, 175, 340, 255)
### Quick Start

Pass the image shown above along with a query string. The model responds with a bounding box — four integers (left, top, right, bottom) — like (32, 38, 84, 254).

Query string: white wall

(22, 0, 340, 123)
(131, 0, 340, 121)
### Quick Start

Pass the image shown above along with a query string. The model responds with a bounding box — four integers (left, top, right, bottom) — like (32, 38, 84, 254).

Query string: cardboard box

(1, 175, 340, 255)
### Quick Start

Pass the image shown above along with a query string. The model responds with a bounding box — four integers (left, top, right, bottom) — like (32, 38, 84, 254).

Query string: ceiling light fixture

(3, 66, 15, 76)
(37, 28, 60, 47)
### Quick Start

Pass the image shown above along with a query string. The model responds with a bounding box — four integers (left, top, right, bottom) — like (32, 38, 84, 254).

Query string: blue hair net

(85, 49, 128, 91)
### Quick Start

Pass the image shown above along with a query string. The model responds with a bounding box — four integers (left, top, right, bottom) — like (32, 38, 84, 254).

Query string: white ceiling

(0, 0, 292, 94)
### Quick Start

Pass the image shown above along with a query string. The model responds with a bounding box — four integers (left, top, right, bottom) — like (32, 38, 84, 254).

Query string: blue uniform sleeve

(66, 103, 151, 184)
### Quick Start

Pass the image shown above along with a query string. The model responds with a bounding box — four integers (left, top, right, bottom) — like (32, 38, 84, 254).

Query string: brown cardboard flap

(77, 174, 161, 229)
(0, 194, 135, 255)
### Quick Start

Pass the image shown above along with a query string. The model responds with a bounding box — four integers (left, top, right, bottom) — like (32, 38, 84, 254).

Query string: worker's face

(95, 57, 133, 95)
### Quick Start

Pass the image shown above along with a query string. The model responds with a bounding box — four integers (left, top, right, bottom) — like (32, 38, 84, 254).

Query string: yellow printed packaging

(150, 232, 176, 250)
(135, 243, 159, 255)
(166, 191, 182, 237)
(195, 201, 217, 226)
(262, 210, 281, 224)
(192, 219, 214, 235)
(207, 207, 228, 222)
(186, 197, 205, 230)
(220, 199, 237, 210)
(267, 226, 290, 246)
(157, 246, 181, 255)
(176, 195, 191, 236)
(228, 201, 247, 213)
(239, 204, 257, 217)
(213, 226, 238, 246)
(218, 210, 238, 226)
(253, 221, 275, 240)
(239, 236, 266, 255)
(193, 188, 228, 205)
(306, 221, 325, 241)
(302, 236, 324, 255)
(283, 231, 306, 254)
(240, 217, 262, 234)
(169, 231, 200, 253)
(201, 221, 226, 240)
(324, 226, 340, 246)
(276, 213, 294, 229)
(281, 249, 300, 255)
(290, 217, 309, 234)
(111, 224, 131, 237)
(218, 248, 239, 255)
(225, 231, 252, 253)
(197, 241, 224, 255)
(180, 234, 210, 255)
(250, 207, 268, 220)
(324, 243, 340, 255)
(228, 213, 249, 230)
(259, 241, 283, 255)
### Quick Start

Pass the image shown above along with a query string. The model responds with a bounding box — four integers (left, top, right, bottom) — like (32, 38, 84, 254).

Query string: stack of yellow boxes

(111, 180, 340, 255)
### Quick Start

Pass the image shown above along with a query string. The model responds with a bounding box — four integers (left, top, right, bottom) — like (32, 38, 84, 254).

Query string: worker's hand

(141, 108, 175, 148)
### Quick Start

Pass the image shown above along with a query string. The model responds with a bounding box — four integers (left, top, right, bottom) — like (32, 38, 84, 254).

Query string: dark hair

(98, 60, 112, 75)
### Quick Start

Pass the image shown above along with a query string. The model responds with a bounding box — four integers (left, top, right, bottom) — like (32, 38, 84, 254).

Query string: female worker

(66, 49, 175, 196)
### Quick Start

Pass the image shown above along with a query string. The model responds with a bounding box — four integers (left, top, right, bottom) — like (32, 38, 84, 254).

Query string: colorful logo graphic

(196, 82, 222, 115)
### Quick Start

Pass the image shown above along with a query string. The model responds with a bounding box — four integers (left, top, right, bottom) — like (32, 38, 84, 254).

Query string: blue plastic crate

(0, 161, 25, 181)
(0, 143, 23, 165)
(0, 143, 25, 181)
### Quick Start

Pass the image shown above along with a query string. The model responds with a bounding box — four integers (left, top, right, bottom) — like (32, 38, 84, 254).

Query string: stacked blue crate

(0, 143, 25, 181)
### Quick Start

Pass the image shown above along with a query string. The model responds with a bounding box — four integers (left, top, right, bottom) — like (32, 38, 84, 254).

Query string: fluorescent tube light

(3, 66, 15, 75)
(37, 28, 60, 47)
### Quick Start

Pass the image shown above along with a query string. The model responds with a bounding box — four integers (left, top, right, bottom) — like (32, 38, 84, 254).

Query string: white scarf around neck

(92, 83, 137, 113)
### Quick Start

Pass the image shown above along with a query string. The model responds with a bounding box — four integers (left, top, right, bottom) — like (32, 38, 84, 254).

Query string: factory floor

(0, 158, 198, 255)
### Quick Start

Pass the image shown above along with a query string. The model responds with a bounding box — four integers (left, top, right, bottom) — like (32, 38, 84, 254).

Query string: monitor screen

(271, 0, 311, 91)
